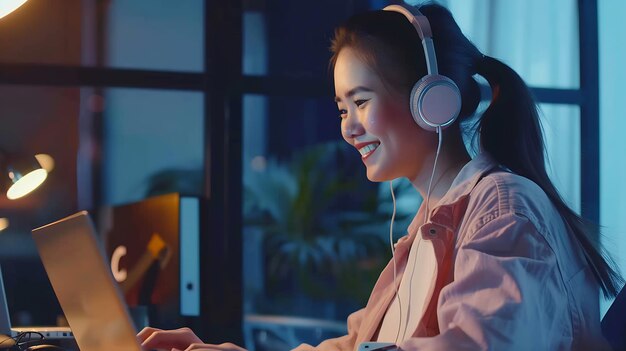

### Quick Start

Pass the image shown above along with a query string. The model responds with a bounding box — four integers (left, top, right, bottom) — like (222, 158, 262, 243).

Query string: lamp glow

(6, 168, 47, 200)
(0, 218, 8, 232)
(0, 0, 28, 20)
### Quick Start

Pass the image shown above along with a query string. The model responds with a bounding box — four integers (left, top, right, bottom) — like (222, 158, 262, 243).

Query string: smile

(358, 142, 380, 159)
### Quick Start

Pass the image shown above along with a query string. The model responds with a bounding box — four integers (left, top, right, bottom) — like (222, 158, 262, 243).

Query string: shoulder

(456, 169, 592, 290)
(455, 172, 567, 274)
(464, 171, 561, 235)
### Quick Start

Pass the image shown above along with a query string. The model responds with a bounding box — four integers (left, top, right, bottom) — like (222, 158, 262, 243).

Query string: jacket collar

(406, 152, 501, 235)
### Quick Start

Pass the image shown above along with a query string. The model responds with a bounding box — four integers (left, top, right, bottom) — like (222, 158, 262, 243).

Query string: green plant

(244, 141, 416, 304)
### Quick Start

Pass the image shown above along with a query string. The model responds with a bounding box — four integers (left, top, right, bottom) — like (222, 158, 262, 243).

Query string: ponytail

(476, 55, 623, 298)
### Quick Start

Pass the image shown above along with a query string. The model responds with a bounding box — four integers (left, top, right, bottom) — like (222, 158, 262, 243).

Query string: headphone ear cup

(410, 74, 462, 132)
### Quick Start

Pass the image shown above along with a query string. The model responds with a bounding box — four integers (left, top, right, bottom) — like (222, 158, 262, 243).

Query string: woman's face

(334, 47, 433, 182)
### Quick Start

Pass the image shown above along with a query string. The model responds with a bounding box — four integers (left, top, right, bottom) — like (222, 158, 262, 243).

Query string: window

(103, 88, 204, 205)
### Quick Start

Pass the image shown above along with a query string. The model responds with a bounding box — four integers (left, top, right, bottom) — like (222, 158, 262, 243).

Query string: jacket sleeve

(292, 307, 365, 351)
(398, 212, 574, 351)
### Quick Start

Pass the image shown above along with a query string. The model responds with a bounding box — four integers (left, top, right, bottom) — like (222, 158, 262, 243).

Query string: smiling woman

(311, 3, 620, 350)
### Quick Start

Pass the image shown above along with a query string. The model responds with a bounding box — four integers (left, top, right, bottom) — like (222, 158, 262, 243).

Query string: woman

(138, 3, 622, 350)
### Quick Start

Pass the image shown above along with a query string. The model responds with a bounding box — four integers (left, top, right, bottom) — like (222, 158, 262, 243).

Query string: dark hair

(330, 3, 623, 297)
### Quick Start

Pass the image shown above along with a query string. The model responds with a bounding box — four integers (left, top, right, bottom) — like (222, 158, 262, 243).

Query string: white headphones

(383, 4, 462, 132)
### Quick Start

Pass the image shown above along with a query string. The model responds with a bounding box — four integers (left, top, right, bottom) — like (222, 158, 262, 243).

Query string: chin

(365, 168, 393, 183)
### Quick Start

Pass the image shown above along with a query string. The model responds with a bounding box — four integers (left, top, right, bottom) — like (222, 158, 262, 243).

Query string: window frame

(0, 0, 599, 343)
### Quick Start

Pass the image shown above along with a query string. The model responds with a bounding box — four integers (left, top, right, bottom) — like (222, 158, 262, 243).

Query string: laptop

(0, 265, 73, 339)
(30, 211, 142, 351)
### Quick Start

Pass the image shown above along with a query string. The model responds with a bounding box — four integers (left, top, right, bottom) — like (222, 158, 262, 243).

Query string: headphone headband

(383, 4, 438, 75)
(383, 5, 431, 39)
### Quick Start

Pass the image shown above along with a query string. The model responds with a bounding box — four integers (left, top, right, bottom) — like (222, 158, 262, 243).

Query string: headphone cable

(389, 179, 403, 344)
(390, 125, 443, 343)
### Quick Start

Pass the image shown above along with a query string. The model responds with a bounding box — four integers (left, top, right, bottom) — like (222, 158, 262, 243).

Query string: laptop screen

(0, 266, 14, 336)
(31, 211, 141, 351)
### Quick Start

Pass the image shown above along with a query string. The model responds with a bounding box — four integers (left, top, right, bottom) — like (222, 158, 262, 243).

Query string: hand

(137, 326, 203, 351)
(173, 342, 247, 351)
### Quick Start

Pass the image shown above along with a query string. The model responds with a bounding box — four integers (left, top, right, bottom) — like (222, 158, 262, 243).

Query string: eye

(355, 99, 369, 108)
(338, 109, 347, 119)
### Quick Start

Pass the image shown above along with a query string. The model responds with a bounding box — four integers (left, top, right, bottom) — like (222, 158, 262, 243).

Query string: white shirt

(376, 234, 437, 342)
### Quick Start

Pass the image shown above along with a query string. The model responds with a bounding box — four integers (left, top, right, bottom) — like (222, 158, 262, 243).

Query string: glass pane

(0, 0, 204, 72)
(103, 88, 204, 205)
(599, 0, 626, 315)
(540, 104, 581, 214)
(408, 0, 580, 89)
(105, 0, 204, 71)
(242, 12, 268, 76)
(242, 1, 360, 77)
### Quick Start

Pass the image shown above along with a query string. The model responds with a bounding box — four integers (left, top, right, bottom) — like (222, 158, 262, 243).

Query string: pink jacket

(294, 153, 610, 351)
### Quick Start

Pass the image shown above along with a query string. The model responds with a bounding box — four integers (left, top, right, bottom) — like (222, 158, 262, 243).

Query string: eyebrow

(334, 86, 374, 103)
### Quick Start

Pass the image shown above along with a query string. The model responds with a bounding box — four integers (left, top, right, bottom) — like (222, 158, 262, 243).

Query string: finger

(185, 343, 220, 351)
(137, 326, 162, 344)
(185, 343, 246, 351)
(218, 342, 247, 351)
(141, 328, 198, 351)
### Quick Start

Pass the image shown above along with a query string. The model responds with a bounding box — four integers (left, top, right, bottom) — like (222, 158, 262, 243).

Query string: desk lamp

(0, 0, 29, 20)
(0, 153, 49, 200)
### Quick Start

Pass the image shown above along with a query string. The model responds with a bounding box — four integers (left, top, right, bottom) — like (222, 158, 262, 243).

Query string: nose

(341, 114, 365, 140)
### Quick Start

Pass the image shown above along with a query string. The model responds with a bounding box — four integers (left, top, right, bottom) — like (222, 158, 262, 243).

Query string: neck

(410, 135, 471, 207)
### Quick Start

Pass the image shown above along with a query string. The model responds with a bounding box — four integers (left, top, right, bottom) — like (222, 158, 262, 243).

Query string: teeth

(359, 143, 379, 156)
